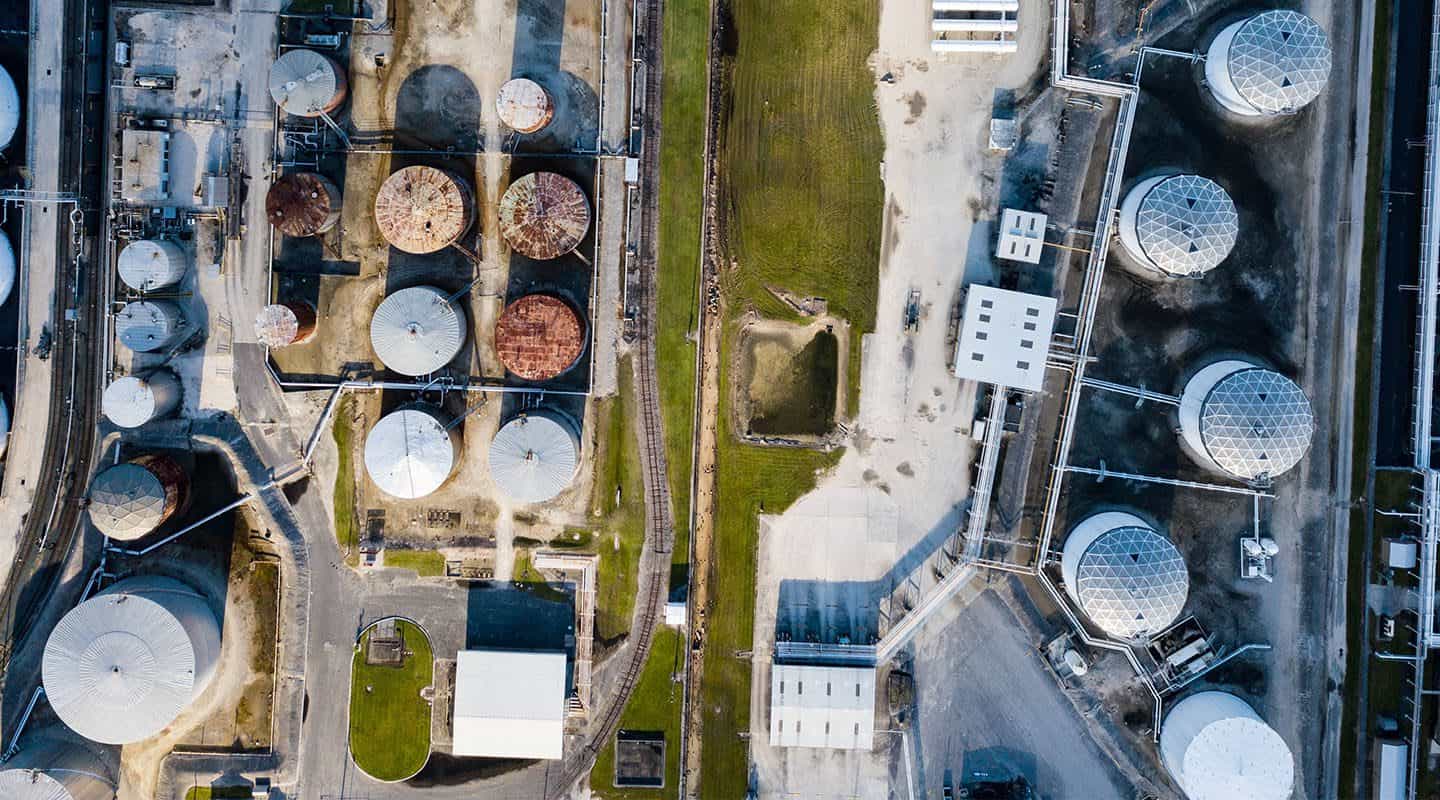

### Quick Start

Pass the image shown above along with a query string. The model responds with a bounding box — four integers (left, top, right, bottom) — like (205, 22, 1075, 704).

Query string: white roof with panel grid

(951, 285, 1057, 391)
(769, 663, 875, 750)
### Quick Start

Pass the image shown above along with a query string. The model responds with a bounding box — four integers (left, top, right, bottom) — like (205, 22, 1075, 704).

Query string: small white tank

(117, 240, 186, 292)
(0, 65, 20, 150)
(115, 300, 185, 353)
(101, 369, 182, 429)
(0, 229, 16, 306)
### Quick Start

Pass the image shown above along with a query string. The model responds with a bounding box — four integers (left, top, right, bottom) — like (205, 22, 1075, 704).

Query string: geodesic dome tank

(496, 77, 554, 134)
(255, 301, 318, 348)
(266, 172, 341, 238)
(1178, 359, 1315, 481)
(102, 369, 182, 429)
(115, 300, 185, 353)
(86, 454, 189, 540)
(1116, 174, 1237, 278)
(1060, 511, 1188, 640)
(1160, 691, 1294, 800)
(498, 172, 591, 260)
(488, 409, 580, 504)
(364, 404, 459, 500)
(374, 165, 474, 254)
(369, 286, 467, 376)
(268, 48, 348, 117)
(1205, 10, 1331, 117)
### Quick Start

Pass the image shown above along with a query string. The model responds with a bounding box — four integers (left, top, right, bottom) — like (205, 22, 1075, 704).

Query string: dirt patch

(731, 315, 847, 442)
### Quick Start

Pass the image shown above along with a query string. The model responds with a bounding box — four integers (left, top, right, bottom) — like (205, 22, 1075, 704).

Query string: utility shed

(452, 649, 567, 760)
(951, 285, 1056, 391)
(1376, 740, 1407, 800)
(769, 663, 875, 750)
(1385, 539, 1419, 570)
(120, 129, 171, 204)
(996, 208, 1046, 264)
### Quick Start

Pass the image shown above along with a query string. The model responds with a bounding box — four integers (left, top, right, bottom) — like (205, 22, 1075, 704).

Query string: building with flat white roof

(769, 663, 875, 750)
(452, 649, 567, 760)
(951, 285, 1057, 391)
(996, 208, 1046, 264)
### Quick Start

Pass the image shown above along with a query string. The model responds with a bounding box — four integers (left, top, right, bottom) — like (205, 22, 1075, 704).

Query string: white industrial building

(769, 662, 875, 750)
(451, 649, 567, 760)
(1160, 691, 1294, 800)
(369, 286, 466, 377)
(995, 208, 1046, 264)
(1061, 512, 1188, 640)
(488, 410, 581, 504)
(1205, 10, 1331, 117)
(1178, 359, 1315, 482)
(1116, 174, 1237, 278)
(951, 285, 1056, 392)
(364, 405, 458, 499)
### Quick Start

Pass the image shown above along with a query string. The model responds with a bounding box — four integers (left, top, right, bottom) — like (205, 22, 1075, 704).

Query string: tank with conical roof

(1116, 174, 1237, 278)
(0, 64, 20, 150)
(255, 301, 318, 348)
(1160, 691, 1294, 800)
(266, 172, 341, 237)
(1178, 359, 1315, 482)
(497, 78, 554, 134)
(498, 172, 591, 260)
(374, 165, 474, 254)
(1061, 511, 1188, 640)
(117, 239, 186, 292)
(489, 409, 580, 504)
(43, 575, 220, 745)
(0, 229, 16, 306)
(364, 404, 459, 499)
(115, 300, 185, 353)
(1205, 11, 1331, 117)
(0, 738, 117, 800)
(102, 369, 182, 429)
(86, 454, 189, 540)
(269, 48, 348, 117)
(495, 294, 586, 381)
(370, 286, 467, 376)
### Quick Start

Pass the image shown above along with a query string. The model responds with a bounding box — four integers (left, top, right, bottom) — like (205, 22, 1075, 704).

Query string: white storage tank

(1116, 174, 1237, 278)
(0, 64, 19, 150)
(488, 409, 580, 504)
(1205, 11, 1331, 117)
(117, 240, 186, 292)
(0, 739, 116, 800)
(115, 300, 185, 353)
(86, 454, 190, 541)
(1160, 691, 1294, 800)
(43, 576, 221, 745)
(101, 369, 182, 429)
(1178, 359, 1315, 482)
(0, 228, 16, 306)
(0, 393, 9, 460)
(363, 404, 459, 500)
(1060, 512, 1188, 640)
(269, 48, 348, 118)
(369, 286, 467, 376)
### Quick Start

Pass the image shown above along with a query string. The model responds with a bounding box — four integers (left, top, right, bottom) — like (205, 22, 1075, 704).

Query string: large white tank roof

(117, 240, 186, 292)
(489, 410, 580, 504)
(269, 48, 346, 117)
(369, 286, 467, 376)
(101, 371, 180, 429)
(363, 406, 457, 499)
(0, 64, 19, 150)
(43, 576, 221, 745)
(1161, 691, 1294, 800)
(1181, 361, 1315, 481)
(1119, 175, 1237, 278)
(115, 300, 184, 353)
(0, 769, 74, 800)
(1061, 512, 1188, 639)
(1207, 11, 1331, 116)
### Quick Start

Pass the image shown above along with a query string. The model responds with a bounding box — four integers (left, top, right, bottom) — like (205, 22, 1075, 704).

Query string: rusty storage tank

(498, 172, 591, 260)
(117, 239, 186, 293)
(495, 294, 586, 381)
(86, 454, 189, 541)
(102, 368, 182, 429)
(255, 301, 318, 348)
(496, 78, 554, 134)
(370, 286, 467, 376)
(266, 172, 341, 237)
(374, 165, 474, 254)
(268, 48, 348, 118)
(115, 300, 185, 353)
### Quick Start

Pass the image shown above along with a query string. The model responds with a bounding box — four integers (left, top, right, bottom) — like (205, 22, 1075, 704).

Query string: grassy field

(349, 620, 434, 781)
(332, 395, 359, 567)
(185, 788, 254, 800)
(589, 628, 686, 798)
(383, 549, 446, 577)
(592, 357, 648, 640)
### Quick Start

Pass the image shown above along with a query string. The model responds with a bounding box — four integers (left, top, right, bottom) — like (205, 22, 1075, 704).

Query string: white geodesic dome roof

(1132, 175, 1238, 277)
(1201, 368, 1315, 481)
(87, 463, 168, 540)
(0, 769, 74, 800)
(489, 411, 579, 504)
(364, 407, 456, 499)
(369, 286, 466, 376)
(1225, 11, 1332, 115)
(1064, 521, 1188, 639)
(1161, 691, 1294, 800)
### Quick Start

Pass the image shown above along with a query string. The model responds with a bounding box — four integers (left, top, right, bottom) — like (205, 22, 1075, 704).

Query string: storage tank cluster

(0, 739, 115, 800)
(496, 77, 555, 134)
(43, 576, 220, 745)
(267, 172, 342, 238)
(255, 301, 318, 349)
(495, 294, 586, 381)
(1161, 691, 1294, 800)
(1061, 512, 1188, 640)
(369, 286, 467, 376)
(374, 165, 474, 254)
(86, 454, 189, 541)
(101, 369, 182, 429)
(364, 404, 459, 500)
(499, 171, 591, 260)
(1178, 359, 1315, 483)
(1116, 174, 1237, 279)
(269, 48, 348, 118)
(1205, 10, 1332, 118)
(489, 409, 581, 504)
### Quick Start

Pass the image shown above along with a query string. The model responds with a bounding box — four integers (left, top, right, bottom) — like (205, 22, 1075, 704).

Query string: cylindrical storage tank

(43, 576, 221, 746)
(116, 239, 186, 293)
(1116, 174, 1237, 278)
(1160, 691, 1294, 800)
(0, 739, 117, 800)
(1205, 11, 1331, 117)
(498, 172, 591, 260)
(496, 77, 554, 134)
(369, 286, 467, 376)
(1178, 360, 1315, 481)
(495, 294, 586, 381)
(101, 369, 182, 429)
(268, 48, 348, 117)
(363, 404, 459, 499)
(86, 454, 189, 541)
(0, 393, 10, 459)
(266, 172, 341, 237)
(0, 64, 20, 150)
(488, 409, 581, 504)
(1060, 512, 1188, 640)
(115, 300, 185, 353)
(0, 229, 16, 306)
(373, 165, 474, 254)
(255, 301, 318, 348)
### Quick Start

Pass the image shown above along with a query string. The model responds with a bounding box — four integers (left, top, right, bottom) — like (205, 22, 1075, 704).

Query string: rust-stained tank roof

(498, 172, 591, 260)
(266, 173, 341, 238)
(374, 166, 474, 254)
(254, 301, 317, 348)
(495, 294, 586, 381)
(496, 78, 554, 134)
